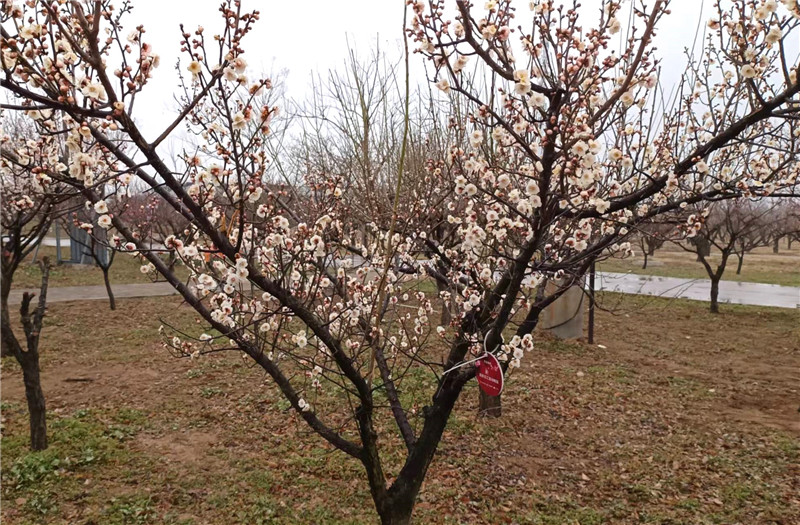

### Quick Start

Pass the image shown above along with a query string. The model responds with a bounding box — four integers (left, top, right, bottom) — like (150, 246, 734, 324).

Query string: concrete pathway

(7, 272, 799, 309)
(7, 282, 177, 306)
(39, 237, 166, 250)
(595, 272, 799, 309)
(41, 237, 69, 247)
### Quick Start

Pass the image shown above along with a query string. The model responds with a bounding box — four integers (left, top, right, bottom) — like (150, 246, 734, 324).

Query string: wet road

(8, 267, 798, 310)
(594, 272, 799, 309)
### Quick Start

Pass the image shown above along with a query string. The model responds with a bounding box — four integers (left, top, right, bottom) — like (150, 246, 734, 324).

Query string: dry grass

(1, 294, 798, 524)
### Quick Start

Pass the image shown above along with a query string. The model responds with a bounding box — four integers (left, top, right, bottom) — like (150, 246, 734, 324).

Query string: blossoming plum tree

(0, 113, 75, 450)
(2, 0, 798, 521)
(411, 0, 799, 415)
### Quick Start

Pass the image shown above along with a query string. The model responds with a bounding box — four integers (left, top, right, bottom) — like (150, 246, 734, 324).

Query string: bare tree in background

(636, 221, 676, 269)
(293, 47, 471, 330)
(767, 199, 800, 252)
(679, 199, 782, 312)
(731, 203, 783, 274)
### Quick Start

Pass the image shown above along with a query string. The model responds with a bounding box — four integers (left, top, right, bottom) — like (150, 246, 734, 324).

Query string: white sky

(98, 1, 727, 144)
(131, 0, 412, 141)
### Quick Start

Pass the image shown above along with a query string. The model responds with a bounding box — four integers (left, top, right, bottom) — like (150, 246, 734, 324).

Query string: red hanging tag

(475, 353, 504, 396)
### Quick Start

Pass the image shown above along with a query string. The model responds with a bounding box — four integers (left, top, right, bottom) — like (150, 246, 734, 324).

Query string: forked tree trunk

(695, 238, 711, 261)
(101, 266, 116, 310)
(2, 259, 51, 450)
(710, 278, 720, 314)
(19, 351, 47, 450)
(736, 254, 744, 275)
(642, 251, 649, 269)
(369, 365, 471, 525)
(376, 505, 414, 525)
(478, 390, 501, 417)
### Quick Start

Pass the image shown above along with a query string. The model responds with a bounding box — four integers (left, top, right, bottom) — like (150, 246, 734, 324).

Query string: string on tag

(442, 331, 502, 376)
(442, 353, 487, 376)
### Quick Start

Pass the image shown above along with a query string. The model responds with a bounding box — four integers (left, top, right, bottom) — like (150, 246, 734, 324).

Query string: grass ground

(2, 294, 798, 524)
(11, 246, 188, 289)
(598, 239, 800, 287)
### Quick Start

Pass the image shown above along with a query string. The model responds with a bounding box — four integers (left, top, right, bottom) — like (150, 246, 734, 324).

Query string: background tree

(731, 202, 781, 274)
(783, 201, 800, 249)
(767, 199, 800, 252)
(635, 220, 676, 269)
(2, 0, 799, 522)
(293, 48, 468, 327)
(678, 199, 781, 312)
(0, 116, 71, 450)
(60, 202, 118, 307)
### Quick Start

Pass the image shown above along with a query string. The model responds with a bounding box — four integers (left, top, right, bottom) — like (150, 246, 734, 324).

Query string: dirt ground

(1, 294, 798, 524)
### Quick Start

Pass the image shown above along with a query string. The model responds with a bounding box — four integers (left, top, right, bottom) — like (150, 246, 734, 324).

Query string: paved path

(7, 272, 799, 309)
(595, 272, 799, 309)
(41, 237, 69, 247)
(7, 282, 177, 305)
(39, 237, 166, 250)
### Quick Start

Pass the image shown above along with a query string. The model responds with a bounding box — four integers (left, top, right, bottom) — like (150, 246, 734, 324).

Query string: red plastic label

(475, 353, 504, 396)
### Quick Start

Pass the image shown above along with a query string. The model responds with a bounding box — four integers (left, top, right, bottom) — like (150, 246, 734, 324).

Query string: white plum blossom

(741, 65, 757, 78)
(97, 215, 113, 229)
(529, 92, 547, 108)
(187, 61, 202, 79)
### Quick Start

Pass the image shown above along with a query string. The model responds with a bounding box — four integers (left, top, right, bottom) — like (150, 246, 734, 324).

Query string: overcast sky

(108, 1, 720, 144)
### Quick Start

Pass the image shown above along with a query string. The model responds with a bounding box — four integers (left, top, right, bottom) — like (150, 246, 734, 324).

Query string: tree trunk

(102, 266, 116, 310)
(694, 238, 711, 261)
(19, 352, 47, 450)
(710, 278, 720, 314)
(10, 260, 52, 451)
(642, 251, 648, 269)
(371, 372, 469, 525)
(376, 504, 414, 525)
(789, 237, 794, 250)
(773, 237, 779, 253)
(1, 271, 13, 358)
(736, 254, 744, 275)
(478, 390, 501, 418)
